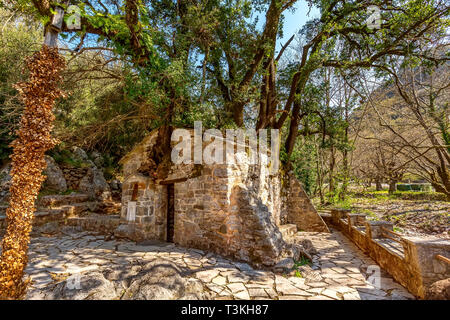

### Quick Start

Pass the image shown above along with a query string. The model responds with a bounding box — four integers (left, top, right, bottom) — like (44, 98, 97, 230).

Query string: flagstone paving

(23, 228, 416, 300)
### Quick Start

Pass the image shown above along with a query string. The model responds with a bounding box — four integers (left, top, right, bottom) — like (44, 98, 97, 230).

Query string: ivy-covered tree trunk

(0, 46, 65, 299)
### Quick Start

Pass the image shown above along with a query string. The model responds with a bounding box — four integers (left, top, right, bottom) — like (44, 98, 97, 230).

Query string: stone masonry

(118, 129, 328, 267)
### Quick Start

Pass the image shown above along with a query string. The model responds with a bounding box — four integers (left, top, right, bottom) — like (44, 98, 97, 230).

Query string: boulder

(39, 258, 210, 300)
(426, 278, 450, 300)
(273, 258, 295, 273)
(43, 271, 118, 300)
(122, 259, 210, 300)
(78, 166, 111, 201)
(43, 156, 67, 193)
(281, 242, 312, 263)
(293, 238, 318, 256)
(72, 146, 89, 162)
(90, 151, 104, 168)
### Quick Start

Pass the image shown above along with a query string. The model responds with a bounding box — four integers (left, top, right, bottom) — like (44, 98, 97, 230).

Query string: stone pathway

(23, 228, 415, 300)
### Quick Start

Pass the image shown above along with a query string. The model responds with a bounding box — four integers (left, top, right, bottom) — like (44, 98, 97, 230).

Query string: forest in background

(0, 0, 448, 205)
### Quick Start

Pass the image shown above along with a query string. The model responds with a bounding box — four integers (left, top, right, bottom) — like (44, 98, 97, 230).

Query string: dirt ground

(349, 198, 449, 239)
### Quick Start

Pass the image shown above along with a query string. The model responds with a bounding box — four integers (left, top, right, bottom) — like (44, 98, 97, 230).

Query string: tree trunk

(340, 149, 348, 201)
(315, 143, 325, 204)
(285, 102, 301, 158)
(375, 178, 382, 191)
(388, 180, 397, 194)
(329, 147, 336, 195)
(0, 47, 65, 298)
(340, 99, 350, 201)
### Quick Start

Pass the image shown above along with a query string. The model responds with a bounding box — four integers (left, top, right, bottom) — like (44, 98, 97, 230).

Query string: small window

(131, 183, 139, 201)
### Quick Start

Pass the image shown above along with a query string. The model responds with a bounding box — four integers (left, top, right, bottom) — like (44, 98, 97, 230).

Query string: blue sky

(277, 1, 320, 50)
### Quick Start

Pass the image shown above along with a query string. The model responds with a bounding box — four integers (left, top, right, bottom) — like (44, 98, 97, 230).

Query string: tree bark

(388, 180, 397, 194)
(375, 178, 383, 191)
(329, 146, 336, 195)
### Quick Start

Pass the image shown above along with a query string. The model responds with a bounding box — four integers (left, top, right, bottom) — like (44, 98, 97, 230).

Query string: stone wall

(60, 165, 89, 190)
(282, 174, 329, 233)
(173, 160, 286, 267)
(120, 174, 167, 240)
(119, 128, 328, 267)
(327, 209, 450, 299)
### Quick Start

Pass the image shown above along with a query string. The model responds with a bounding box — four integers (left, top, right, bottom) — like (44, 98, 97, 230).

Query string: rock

(122, 259, 210, 300)
(90, 151, 104, 168)
(273, 258, 295, 273)
(234, 262, 254, 272)
(195, 270, 220, 283)
(296, 238, 318, 256)
(110, 180, 121, 190)
(78, 166, 111, 201)
(39, 221, 60, 235)
(44, 271, 118, 300)
(72, 147, 89, 162)
(426, 278, 450, 300)
(43, 156, 67, 193)
(281, 242, 312, 263)
(0, 163, 11, 185)
(85, 160, 96, 168)
(298, 265, 323, 283)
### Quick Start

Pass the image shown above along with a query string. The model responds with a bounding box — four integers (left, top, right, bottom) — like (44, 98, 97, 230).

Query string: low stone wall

(60, 165, 89, 190)
(327, 209, 450, 299)
(1, 209, 68, 230)
(66, 214, 121, 234)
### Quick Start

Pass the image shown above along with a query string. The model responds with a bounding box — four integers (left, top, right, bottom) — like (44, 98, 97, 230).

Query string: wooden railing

(381, 226, 404, 244)
(436, 254, 450, 264)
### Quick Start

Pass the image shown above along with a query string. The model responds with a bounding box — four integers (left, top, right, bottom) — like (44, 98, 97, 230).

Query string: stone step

(0, 209, 64, 229)
(97, 201, 122, 215)
(1, 208, 69, 221)
(38, 193, 90, 208)
(66, 214, 121, 233)
(0, 202, 101, 230)
(57, 202, 100, 217)
(0, 201, 99, 217)
(279, 224, 298, 238)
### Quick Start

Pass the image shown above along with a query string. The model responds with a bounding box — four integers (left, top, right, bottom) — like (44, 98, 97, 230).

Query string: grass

(292, 256, 312, 278)
(50, 148, 90, 168)
(295, 256, 311, 267)
(351, 190, 447, 202)
(315, 190, 448, 211)
(37, 188, 76, 199)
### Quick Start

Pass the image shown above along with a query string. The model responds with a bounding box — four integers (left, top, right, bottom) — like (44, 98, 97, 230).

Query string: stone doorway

(166, 184, 175, 242)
